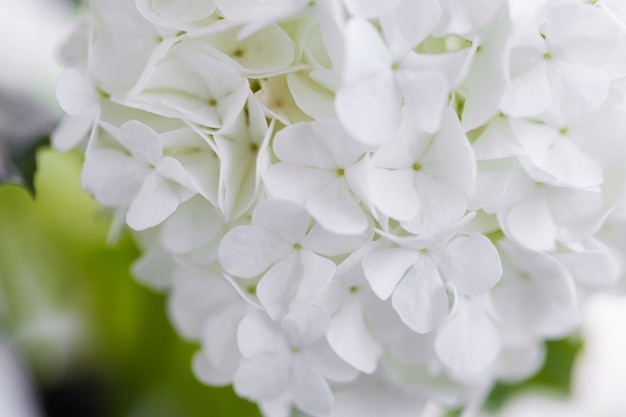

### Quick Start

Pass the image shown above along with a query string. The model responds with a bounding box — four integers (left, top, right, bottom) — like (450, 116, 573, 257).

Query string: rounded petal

(218, 226, 293, 278)
(56, 68, 98, 116)
(291, 360, 334, 416)
(234, 355, 290, 401)
(435, 297, 500, 374)
(335, 72, 401, 146)
(369, 168, 420, 221)
(305, 179, 368, 235)
(238, 310, 289, 358)
(281, 304, 331, 348)
(126, 171, 179, 230)
(439, 233, 502, 296)
(327, 299, 381, 373)
(391, 261, 449, 334)
(362, 248, 419, 300)
(252, 199, 311, 245)
(81, 149, 147, 207)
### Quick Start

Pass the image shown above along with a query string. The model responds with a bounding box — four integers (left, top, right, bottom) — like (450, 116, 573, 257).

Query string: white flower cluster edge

(54, 0, 626, 415)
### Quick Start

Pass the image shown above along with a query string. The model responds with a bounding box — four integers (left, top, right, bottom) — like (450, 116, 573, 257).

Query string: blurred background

(1, 1, 625, 417)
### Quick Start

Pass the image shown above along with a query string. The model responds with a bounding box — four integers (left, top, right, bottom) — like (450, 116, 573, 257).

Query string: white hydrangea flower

(53, 0, 626, 414)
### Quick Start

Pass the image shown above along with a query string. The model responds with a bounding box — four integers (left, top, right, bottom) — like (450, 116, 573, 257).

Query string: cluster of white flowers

(54, 0, 626, 415)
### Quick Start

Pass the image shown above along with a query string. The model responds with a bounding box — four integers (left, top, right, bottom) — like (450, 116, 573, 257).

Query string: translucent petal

(362, 248, 419, 300)
(281, 304, 331, 348)
(117, 120, 163, 166)
(327, 298, 381, 373)
(335, 72, 400, 146)
(81, 149, 148, 207)
(126, 171, 180, 230)
(252, 199, 311, 245)
(306, 179, 368, 235)
(391, 261, 449, 334)
(369, 168, 420, 221)
(238, 310, 289, 358)
(56, 68, 98, 116)
(439, 234, 502, 296)
(160, 196, 222, 254)
(234, 354, 290, 401)
(218, 226, 293, 278)
(435, 297, 500, 374)
(256, 253, 303, 320)
(291, 360, 334, 416)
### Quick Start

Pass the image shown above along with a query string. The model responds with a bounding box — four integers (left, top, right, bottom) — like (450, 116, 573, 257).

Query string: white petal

(264, 164, 336, 203)
(503, 190, 556, 251)
(435, 297, 500, 374)
(369, 168, 420, 221)
(401, 175, 467, 235)
(56, 68, 98, 116)
(281, 304, 331, 348)
(287, 72, 335, 119)
(131, 247, 175, 290)
(272, 121, 338, 169)
(192, 351, 235, 386)
(118, 120, 163, 166)
(238, 310, 289, 358)
(234, 355, 290, 401)
(293, 251, 336, 305)
(335, 72, 401, 146)
(302, 223, 369, 257)
(126, 171, 179, 230)
(422, 108, 476, 196)
(362, 248, 419, 300)
(439, 234, 502, 296)
(52, 112, 96, 152)
(380, 0, 441, 56)
(199, 304, 244, 381)
(81, 149, 147, 207)
(161, 196, 222, 254)
(343, 0, 402, 18)
(291, 360, 334, 416)
(306, 179, 368, 235)
(396, 70, 448, 133)
(206, 24, 295, 74)
(327, 298, 381, 373)
(256, 253, 303, 320)
(501, 57, 551, 118)
(391, 261, 449, 334)
(218, 226, 293, 278)
(252, 199, 311, 245)
(341, 18, 392, 82)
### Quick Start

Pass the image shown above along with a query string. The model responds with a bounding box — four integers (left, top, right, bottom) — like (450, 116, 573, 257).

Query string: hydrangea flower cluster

(54, 0, 626, 415)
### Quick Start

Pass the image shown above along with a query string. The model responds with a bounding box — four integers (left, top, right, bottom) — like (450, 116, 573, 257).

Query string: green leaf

(1, 134, 50, 196)
(0, 90, 57, 196)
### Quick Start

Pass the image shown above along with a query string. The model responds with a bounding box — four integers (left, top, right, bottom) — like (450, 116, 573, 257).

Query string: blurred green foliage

(0, 149, 260, 417)
(484, 337, 584, 411)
